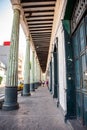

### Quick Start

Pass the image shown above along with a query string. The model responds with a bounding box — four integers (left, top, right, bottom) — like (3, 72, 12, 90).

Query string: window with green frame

(79, 22, 86, 52)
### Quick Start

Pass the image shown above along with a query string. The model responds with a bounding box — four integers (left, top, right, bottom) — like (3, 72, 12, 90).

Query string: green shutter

(62, 20, 76, 120)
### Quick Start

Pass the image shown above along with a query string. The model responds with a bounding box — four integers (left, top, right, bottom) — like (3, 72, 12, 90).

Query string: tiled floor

(0, 86, 72, 130)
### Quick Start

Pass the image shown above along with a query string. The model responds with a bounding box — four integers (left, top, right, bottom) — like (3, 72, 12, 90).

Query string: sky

(0, 0, 13, 45)
(0, 0, 35, 80)
(0, 0, 26, 57)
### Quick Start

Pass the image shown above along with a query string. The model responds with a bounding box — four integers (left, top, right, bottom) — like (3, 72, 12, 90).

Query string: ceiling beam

(21, 0, 56, 3)
(26, 14, 54, 18)
(22, 4, 55, 8)
(21, 1, 55, 6)
(24, 9, 54, 13)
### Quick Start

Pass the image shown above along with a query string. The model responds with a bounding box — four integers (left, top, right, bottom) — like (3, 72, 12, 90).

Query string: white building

(0, 61, 6, 85)
(0, 45, 24, 83)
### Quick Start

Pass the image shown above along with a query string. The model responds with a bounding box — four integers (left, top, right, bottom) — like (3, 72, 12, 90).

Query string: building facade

(0, 0, 87, 127)
(0, 61, 6, 85)
(0, 46, 24, 83)
(48, 0, 87, 126)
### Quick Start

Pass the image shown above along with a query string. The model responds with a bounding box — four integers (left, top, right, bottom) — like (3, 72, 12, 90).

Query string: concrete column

(23, 37, 31, 96)
(36, 59, 38, 83)
(31, 51, 35, 91)
(38, 63, 40, 81)
(2, 9, 20, 110)
(35, 59, 40, 88)
(40, 67, 41, 81)
(34, 56, 38, 89)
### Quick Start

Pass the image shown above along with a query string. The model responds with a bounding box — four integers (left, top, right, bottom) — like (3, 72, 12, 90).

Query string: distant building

(0, 45, 24, 83)
(0, 61, 6, 84)
(18, 57, 23, 82)
(0, 46, 9, 68)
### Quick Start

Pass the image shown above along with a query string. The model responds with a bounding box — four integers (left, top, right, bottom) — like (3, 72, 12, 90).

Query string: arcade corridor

(0, 0, 87, 129)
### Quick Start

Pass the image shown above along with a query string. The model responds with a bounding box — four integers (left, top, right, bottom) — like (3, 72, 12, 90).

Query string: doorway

(72, 15, 87, 125)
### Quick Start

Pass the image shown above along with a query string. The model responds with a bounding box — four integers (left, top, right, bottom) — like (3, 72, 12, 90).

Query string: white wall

(57, 22, 67, 113)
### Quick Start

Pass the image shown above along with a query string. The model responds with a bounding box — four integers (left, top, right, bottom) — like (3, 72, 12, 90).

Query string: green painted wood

(64, 0, 76, 20)
(72, 16, 87, 126)
(6, 9, 20, 87)
(50, 61, 52, 92)
(62, 20, 76, 120)
(62, 20, 70, 34)
(53, 52, 58, 98)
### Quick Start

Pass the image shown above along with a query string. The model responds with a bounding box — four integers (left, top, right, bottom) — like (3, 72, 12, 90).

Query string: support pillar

(36, 59, 38, 82)
(2, 9, 20, 110)
(36, 59, 40, 87)
(34, 52, 36, 90)
(34, 56, 37, 89)
(38, 63, 41, 86)
(49, 61, 52, 92)
(23, 37, 31, 96)
(31, 51, 35, 91)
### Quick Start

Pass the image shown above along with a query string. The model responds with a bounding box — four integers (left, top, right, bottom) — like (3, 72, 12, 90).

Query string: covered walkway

(0, 86, 71, 130)
(0, 0, 87, 129)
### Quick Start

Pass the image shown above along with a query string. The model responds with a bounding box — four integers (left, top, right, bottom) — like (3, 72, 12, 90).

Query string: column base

(22, 93, 31, 96)
(30, 83, 35, 91)
(34, 83, 37, 89)
(53, 94, 58, 98)
(57, 100, 59, 107)
(23, 84, 31, 96)
(2, 86, 19, 111)
(34, 82, 40, 89)
(53, 84, 58, 98)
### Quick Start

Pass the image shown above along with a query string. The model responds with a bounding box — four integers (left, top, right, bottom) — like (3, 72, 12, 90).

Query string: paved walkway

(0, 86, 72, 130)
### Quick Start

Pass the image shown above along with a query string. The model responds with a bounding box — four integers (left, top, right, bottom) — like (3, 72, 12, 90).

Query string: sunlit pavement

(0, 86, 72, 130)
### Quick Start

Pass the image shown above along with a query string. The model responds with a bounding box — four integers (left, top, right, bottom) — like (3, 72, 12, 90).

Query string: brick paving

(0, 86, 72, 130)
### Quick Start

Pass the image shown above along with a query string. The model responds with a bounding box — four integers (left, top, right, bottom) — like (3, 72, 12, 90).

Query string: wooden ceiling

(21, 0, 56, 72)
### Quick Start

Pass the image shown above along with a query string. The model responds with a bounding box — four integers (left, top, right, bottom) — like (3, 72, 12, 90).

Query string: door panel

(73, 31, 79, 58)
(75, 60, 80, 88)
(73, 16, 87, 125)
(76, 92, 83, 120)
(84, 94, 87, 125)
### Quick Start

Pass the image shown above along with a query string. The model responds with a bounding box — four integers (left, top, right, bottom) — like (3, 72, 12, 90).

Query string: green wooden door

(53, 46, 58, 98)
(73, 15, 87, 125)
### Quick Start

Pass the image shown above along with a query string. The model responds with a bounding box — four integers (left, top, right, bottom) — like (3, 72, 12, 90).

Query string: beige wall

(47, 0, 67, 112)
(47, 0, 67, 70)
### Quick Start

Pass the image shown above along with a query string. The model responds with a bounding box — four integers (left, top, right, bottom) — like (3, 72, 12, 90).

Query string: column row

(2, 8, 41, 111)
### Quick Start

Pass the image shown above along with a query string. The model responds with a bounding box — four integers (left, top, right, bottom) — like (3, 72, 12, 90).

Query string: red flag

(3, 41, 10, 46)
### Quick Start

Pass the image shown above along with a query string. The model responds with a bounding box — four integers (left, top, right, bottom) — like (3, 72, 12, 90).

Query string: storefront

(64, 0, 87, 126)
(72, 11, 87, 126)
